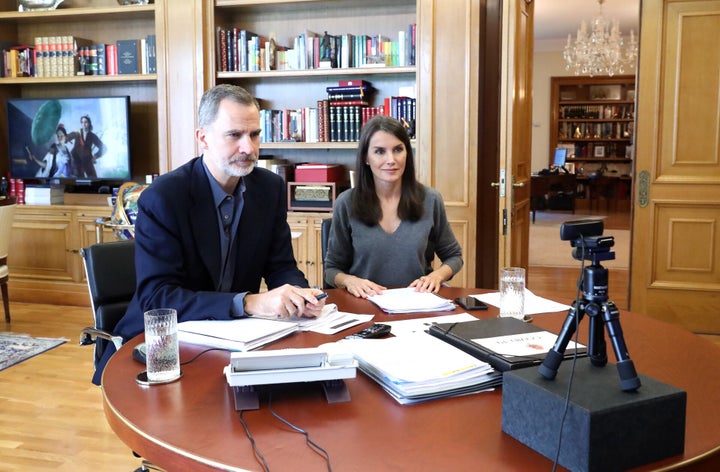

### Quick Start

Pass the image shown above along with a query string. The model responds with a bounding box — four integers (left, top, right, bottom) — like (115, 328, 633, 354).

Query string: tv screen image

(6, 96, 131, 182)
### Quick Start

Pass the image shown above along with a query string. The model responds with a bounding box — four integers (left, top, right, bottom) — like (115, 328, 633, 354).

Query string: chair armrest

(80, 327, 123, 351)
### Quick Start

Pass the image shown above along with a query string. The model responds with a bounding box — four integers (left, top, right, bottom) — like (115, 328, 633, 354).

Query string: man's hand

(244, 285, 325, 319)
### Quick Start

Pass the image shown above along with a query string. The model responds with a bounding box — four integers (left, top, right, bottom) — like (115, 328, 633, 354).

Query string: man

(93, 84, 324, 384)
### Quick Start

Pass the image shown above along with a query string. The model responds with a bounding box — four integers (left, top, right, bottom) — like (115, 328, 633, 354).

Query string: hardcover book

(427, 317, 586, 372)
(116, 39, 139, 74)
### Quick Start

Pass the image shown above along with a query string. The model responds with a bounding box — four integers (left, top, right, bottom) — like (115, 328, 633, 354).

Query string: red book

(106, 44, 117, 75)
(338, 79, 371, 87)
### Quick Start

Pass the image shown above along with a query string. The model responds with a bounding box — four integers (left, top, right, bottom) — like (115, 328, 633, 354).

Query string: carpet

(530, 214, 629, 268)
(0, 333, 67, 371)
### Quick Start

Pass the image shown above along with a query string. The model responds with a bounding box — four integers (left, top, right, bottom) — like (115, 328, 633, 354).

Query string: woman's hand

(339, 275, 387, 299)
(409, 274, 443, 293)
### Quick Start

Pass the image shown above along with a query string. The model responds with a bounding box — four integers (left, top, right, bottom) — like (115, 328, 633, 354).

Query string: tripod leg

(539, 301, 585, 380)
(585, 302, 608, 367)
(602, 301, 641, 392)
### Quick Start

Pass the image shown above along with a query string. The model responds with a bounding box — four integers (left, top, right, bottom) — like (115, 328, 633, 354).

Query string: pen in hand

(315, 292, 328, 301)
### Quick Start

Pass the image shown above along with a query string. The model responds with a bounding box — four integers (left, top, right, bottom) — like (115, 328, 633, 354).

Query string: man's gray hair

(198, 84, 259, 128)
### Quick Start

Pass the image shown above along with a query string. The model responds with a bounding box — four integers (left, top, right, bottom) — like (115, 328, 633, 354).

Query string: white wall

(531, 49, 570, 173)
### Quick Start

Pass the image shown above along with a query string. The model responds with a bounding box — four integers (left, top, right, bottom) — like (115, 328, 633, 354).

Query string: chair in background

(320, 217, 332, 289)
(0, 197, 18, 323)
(79, 239, 136, 369)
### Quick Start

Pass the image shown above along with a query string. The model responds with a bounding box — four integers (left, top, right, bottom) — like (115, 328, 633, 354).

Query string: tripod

(538, 247, 641, 392)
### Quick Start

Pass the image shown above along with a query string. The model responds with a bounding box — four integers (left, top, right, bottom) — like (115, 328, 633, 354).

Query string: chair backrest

(80, 240, 136, 364)
(320, 217, 332, 289)
(0, 198, 17, 260)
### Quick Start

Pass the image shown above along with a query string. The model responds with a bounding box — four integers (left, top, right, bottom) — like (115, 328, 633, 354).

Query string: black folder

(427, 317, 587, 372)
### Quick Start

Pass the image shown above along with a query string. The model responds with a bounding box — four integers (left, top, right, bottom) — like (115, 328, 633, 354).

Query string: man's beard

(223, 155, 257, 177)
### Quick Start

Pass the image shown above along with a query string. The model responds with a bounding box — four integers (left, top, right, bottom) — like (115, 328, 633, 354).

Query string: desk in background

(102, 288, 720, 471)
(530, 173, 576, 222)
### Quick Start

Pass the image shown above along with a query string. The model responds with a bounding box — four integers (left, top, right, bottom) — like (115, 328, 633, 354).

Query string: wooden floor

(0, 304, 142, 471)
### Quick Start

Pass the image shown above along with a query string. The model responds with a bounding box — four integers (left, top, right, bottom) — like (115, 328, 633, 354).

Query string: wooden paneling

(419, 0, 479, 287)
(631, 0, 720, 334)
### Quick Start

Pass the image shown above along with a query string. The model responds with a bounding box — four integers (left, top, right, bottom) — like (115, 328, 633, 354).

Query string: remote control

(345, 324, 392, 339)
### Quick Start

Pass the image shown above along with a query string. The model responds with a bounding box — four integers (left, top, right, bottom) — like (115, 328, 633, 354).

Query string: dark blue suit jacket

(93, 157, 307, 384)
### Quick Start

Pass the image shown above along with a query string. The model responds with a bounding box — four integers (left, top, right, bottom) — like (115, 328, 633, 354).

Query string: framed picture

(594, 145, 606, 158)
(589, 85, 622, 100)
(565, 162, 576, 174)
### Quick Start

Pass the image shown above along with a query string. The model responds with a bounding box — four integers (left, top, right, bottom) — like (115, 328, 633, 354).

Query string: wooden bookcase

(203, 0, 417, 176)
(0, 0, 166, 181)
(549, 75, 636, 167)
(0, 0, 167, 304)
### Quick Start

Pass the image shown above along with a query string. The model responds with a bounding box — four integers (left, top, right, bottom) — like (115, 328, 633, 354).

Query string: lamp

(563, 0, 638, 77)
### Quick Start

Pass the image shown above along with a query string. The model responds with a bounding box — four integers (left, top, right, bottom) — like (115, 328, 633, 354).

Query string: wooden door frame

(475, 0, 503, 289)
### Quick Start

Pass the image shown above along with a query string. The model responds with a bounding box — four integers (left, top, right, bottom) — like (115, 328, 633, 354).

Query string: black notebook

(427, 317, 586, 372)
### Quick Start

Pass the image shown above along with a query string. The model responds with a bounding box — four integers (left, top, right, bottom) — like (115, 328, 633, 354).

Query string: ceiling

(535, 0, 640, 49)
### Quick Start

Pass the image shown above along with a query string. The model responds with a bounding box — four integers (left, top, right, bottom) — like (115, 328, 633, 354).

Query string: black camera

(560, 219, 615, 262)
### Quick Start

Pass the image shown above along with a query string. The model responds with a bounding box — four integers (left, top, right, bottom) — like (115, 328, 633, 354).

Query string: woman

(324, 115, 463, 298)
(28, 124, 73, 178)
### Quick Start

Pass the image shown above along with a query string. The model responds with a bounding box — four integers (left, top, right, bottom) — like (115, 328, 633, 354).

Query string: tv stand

(65, 182, 115, 194)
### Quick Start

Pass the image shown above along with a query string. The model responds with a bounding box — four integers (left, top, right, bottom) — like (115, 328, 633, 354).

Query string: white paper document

(295, 304, 374, 334)
(178, 318, 298, 351)
(368, 287, 455, 314)
(341, 333, 501, 404)
(473, 331, 584, 357)
(473, 289, 571, 315)
(383, 313, 478, 337)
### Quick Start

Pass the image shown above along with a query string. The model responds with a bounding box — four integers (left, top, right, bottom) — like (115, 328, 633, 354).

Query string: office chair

(321, 217, 332, 289)
(0, 197, 18, 323)
(79, 239, 136, 370)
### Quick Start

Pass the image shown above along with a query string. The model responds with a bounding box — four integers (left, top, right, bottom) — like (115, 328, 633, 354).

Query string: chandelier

(563, 0, 638, 77)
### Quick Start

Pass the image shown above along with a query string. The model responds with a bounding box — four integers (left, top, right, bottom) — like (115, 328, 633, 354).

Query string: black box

(502, 359, 686, 472)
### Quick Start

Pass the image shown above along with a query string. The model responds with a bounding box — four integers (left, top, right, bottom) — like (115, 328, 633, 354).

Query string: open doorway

(528, 0, 639, 309)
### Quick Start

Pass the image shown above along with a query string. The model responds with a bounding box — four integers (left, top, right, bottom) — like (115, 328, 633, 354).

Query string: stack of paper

(342, 333, 501, 404)
(293, 303, 374, 335)
(368, 288, 455, 314)
(178, 318, 298, 351)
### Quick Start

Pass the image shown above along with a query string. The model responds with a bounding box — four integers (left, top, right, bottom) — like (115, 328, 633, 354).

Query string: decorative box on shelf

(294, 164, 346, 183)
(288, 182, 344, 212)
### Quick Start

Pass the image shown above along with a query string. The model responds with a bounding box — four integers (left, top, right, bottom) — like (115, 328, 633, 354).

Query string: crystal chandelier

(563, 0, 638, 77)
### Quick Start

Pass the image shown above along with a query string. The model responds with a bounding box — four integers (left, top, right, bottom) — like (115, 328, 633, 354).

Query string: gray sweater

(324, 186, 463, 288)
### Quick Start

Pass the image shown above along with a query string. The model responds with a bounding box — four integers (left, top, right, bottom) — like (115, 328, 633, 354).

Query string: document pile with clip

(342, 333, 501, 404)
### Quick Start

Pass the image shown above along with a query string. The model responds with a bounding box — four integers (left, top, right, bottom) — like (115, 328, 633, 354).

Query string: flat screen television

(6, 96, 131, 186)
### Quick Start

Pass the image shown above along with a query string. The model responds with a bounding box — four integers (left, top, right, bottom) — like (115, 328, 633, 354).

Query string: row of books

(260, 102, 410, 144)
(0, 34, 156, 78)
(216, 24, 416, 73)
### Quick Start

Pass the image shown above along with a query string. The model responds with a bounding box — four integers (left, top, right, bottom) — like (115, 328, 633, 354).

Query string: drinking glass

(143, 308, 181, 383)
(499, 267, 525, 320)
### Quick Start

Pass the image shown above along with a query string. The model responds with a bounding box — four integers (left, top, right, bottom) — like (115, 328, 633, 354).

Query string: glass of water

(499, 267, 526, 320)
(143, 308, 181, 383)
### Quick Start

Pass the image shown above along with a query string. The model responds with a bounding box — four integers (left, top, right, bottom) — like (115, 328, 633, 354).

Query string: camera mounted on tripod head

(560, 219, 615, 263)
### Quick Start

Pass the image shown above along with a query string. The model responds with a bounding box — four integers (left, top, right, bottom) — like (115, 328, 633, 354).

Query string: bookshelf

(549, 75, 636, 167)
(0, 0, 166, 181)
(203, 0, 417, 173)
(0, 0, 167, 304)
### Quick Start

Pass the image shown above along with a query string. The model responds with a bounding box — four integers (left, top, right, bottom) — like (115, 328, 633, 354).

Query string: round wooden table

(102, 288, 720, 471)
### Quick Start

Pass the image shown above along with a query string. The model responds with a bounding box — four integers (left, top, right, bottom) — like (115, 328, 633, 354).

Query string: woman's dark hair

(80, 115, 93, 130)
(351, 115, 425, 225)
